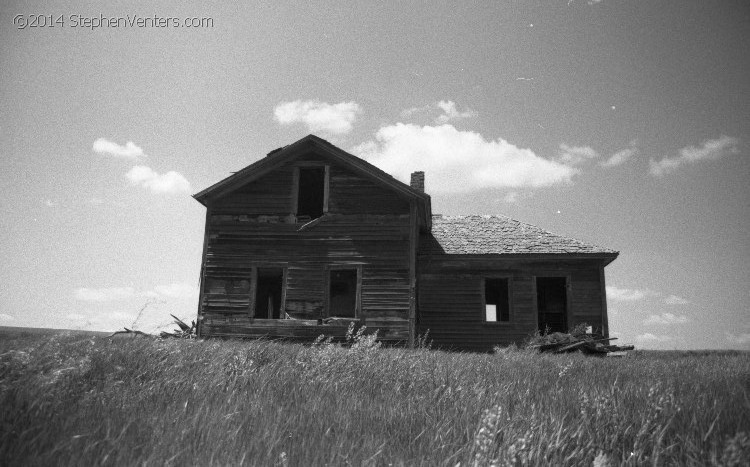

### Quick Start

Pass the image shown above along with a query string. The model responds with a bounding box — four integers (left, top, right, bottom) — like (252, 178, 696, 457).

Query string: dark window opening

(329, 269, 357, 318)
(536, 277, 567, 333)
(485, 278, 510, 322)
(297, 167, 326, 220)
(256, 268, 283, 319)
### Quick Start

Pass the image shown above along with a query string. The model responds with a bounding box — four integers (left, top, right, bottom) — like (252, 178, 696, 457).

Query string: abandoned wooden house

(193, 134, 618, 351)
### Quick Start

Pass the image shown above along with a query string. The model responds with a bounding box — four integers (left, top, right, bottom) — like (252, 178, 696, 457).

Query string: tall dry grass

(0, 329, 748, 466)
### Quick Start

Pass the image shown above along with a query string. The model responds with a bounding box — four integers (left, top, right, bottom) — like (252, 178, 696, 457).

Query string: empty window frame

(295, 166, 328, 220)
(484, 278, 510, 322)
(327, 267, 361, 318)
(203, 277, 253, 315)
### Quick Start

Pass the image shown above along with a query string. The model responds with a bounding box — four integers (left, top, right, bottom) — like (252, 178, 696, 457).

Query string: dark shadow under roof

(421, 215, 618, 258)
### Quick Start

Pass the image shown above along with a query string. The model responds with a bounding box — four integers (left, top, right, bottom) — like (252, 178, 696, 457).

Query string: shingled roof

(420, 215, 618, 257)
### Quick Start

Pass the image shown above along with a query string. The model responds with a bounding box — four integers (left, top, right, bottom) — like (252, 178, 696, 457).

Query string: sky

(1, 0, 748, 349)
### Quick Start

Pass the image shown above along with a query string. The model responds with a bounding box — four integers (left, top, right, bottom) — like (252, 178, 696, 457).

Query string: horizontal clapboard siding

(199, 153, 412, 343)
(417, 256, 607, 351)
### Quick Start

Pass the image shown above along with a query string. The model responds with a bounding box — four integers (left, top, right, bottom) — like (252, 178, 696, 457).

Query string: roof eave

(418, 251, 620, 264)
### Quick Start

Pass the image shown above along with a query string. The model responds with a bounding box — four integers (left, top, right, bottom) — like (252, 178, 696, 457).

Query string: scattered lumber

(525, 331, 634, 356)
(109, 328, 153, 338)
(159, 315, 197, 339)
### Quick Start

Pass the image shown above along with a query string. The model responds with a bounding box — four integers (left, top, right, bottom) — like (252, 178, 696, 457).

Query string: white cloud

(74, 287, 135, 302)
(556, 144, 600, 166)
(0, 313, 15, 321)
(352, 123, 578, 193)
(635, 333, 673, 343)
(434, 100, 477, 124)
(664, 294, 690, 305)
(125, 166, 192, 194)
(725, 332, 750, 346)
(93, 138, 145, 159)
(649, 135, 740, 177)
(274, 100, 362, 135)
(150, 283, 198, 299)
(400, 101, 476, 124)
(601, 142, 638, 167)
(643, 312, 690, 325)
(66, 313, 86, 321)
(606, 285, 653, 301)
(503, 192, 519, 203)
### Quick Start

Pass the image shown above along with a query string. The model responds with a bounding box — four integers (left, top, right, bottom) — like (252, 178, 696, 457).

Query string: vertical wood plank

(323, 265, 330, 318)
(565, 273, 573, 333)
(356, 264, 363, 320)
(196, 206, 211, 338)
(323, 165, 330, 213)
(599, 264, 609, 337)
(408, 201, 417, 348)
(280, 267, 288, 319)
(248, 267, 257, 319)
(291, 167, 299, 215)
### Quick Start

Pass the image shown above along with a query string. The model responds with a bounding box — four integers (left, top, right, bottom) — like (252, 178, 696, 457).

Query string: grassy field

(1, 327, 748, 466)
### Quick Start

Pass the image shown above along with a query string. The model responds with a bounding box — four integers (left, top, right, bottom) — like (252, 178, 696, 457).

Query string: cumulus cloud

(649, 135, 740, 177)
(74, 287, 135, 302)
(606, 286, 653, 301)
(0, 313, 15, 321)
(503, 192, 520, 203)
(125, 166, 191, 194)
(643, 312, 690, 325)
(352, 123, 577, 193)
(274, 100, 362, 135)
(635, 333, 673, 343)
(664, 294, 690, 305)
(93, 138, 145, 159)
(725, 332, 750, 346)
(149, 283, 198, 299)
(434, 101, 477, 124)
(400, 101, 476, 124)
(556, 144, 600, 166)
(601, 142, 638, 167)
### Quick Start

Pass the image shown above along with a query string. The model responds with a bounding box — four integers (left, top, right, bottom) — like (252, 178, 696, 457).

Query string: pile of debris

(159, 314, 197, 339)
(109, 315, 197, 339)
(526, 331, 634, 356)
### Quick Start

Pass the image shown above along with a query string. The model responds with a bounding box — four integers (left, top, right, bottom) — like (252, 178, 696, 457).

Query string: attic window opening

(296, 167, 327, 220)
(485, 278, 510, 322)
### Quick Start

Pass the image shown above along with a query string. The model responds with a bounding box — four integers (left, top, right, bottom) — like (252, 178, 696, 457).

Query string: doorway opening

(329, 269, 358, 318)
(256, 268, 283, 319)
(536, 277, 568, 333)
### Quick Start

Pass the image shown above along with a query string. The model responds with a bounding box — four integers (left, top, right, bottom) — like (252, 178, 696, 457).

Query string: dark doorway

(256, 268, 283, 319)
(536, 277, 567, 333)
(297, 167, 326, 219)
(329, 269, 357, 317)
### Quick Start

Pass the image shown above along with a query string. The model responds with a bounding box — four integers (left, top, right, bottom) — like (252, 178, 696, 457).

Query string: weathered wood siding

(199, 153, 413, 343)
(417, 256, 607, 351)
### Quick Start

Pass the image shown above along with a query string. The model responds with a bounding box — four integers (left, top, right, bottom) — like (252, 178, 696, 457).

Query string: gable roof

(193, 134, 432, 228)
(421, 215, 618, 262)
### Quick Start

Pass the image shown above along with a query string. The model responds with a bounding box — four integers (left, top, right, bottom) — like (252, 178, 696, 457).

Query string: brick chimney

(410, 171, 425, 193)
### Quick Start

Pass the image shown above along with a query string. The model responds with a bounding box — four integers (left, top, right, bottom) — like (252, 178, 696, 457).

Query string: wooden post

(248, 267, 257, 319)
(408, 202, 417, 348)
(196, 206, 211, 338)
(599, 264, 609, 337)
